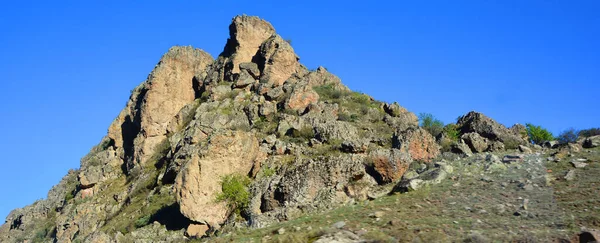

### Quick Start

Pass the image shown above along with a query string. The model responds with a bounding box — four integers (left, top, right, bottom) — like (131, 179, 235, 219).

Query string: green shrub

(443, 123, 460, 141)
(526, 123, 554, 145)
(419, 113, 444, 137)
(557, 128, 579, 144)
(289, 126, 315, 142)
(134, 215, 151, 228)
(216, 174, 251, 215)
(579, 128, 600, 138)
(313, 84, 347, 102)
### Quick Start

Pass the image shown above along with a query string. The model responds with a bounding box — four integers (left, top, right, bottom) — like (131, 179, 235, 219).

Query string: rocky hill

(2, 15, 599, 243)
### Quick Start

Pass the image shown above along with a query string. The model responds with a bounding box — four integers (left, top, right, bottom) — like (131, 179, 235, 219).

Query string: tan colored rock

(175, 131, 265, 227)
(393, 127, 440, 163)
(186, 223, 209, 238)
(257, 35, 300, 86)
(461, 132, 489, 153)
(224, 15, 276, 75)
(107, 46, 213, 170)
(285, 83, 320, 112)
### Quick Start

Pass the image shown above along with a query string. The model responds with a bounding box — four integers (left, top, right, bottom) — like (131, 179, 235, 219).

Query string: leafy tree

(419, 113, 444, 137)
(525, 123, 554, 145)
(557, 128, 579, 144)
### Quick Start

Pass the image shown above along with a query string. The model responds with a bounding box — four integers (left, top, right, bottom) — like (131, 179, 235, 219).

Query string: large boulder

(175, 131, 266, 227)
(457, 111, 527, 148)
(461, 132, 489, 153)
(367, 149, 413, 183)
(392, 127, 440, 162)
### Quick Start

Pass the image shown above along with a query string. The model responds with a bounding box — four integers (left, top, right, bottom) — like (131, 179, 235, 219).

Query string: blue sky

(0, 1, 598, 220)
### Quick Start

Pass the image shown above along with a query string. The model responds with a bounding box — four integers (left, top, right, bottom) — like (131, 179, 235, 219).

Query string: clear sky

(0, 1, 598, 220)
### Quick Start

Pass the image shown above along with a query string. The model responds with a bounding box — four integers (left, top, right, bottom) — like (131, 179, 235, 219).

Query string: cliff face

(0, 15, 439, 242)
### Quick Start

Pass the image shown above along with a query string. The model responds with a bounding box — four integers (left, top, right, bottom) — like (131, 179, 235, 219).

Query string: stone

(571, 160, 588, 168)
(284, 83, 320, 112)
(265, 86, 284, 100)
(518, 145, 532, 154)
(107, 46, 213, 171)
(175, 131, 265, 227)
(233, 69, 256, 88)
(239, 62, 260, 78)
(543, 140, 559, 148)
(461, 132, 489, 153)
(391, 163, 452, 193)
(186, 223, 209, 238)
(450, 140, 473, 157)
(222, 15, 276, 76)
(502, 155, 523, 163)
(277, 227, 285, 235)
(457, 111, 527, 148)
(257, 35, 300, 86)
(579, 228, 600, 243)
(368, 149, 413, 183)
(383, 102, 419, 125)
(315, 230, 361, 243)
(392, 127, 440, 162)
(583, 135, 600, 148)
(332, 221, 346, 229)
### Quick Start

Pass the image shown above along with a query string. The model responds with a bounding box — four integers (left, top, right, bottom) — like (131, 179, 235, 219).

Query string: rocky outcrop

(461, 132, 489, 153)
(457, 111, 527, 149)
(0, 15, 442, 242)
(108, 46, 214, 172)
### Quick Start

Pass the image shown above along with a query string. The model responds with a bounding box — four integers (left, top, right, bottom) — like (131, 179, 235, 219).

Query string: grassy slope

(203, 147, 600, 242)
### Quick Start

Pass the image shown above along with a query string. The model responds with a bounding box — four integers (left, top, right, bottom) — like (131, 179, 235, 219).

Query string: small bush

(579, 128, 600, 138)
(557, 128, 579, 144)
(216, 174, 251, 215)
(134, 215, 151, 228)
(289, 126, 315, 142)
(443, 123, 460, 141)
(313, 84, 347, 102)
(419, 113, 444, 137)
(526, 123, 554, 145)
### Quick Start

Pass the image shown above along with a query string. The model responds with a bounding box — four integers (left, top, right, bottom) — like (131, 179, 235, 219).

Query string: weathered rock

(233, 69, 256, 88)
(579, 228, 600, 243)
(487, 140, 505, 152)
(543, 140, 559, 148)
(564, 170, 576, 181)
(284, 83, 320, 112)
(222, 15, 275, 77)
(583, 135, 600, 148)
(502, 154, 523, 163)
(315, 230, 361, 243)
(256, 35, 300, 86)
(107, 46, 213, 171)
(457, 111, 527, 148)
(461, 132, 489, 153)
(571, 160, 588, 168)
(450, 140, 473, 157)
(510, 123, 529, 141)
(393, 127, 440, 162)
(368, 149, 413, 183)
(383, 102, 418, 124)
(518, 145, 532, 154)
(175, 131, 265, 227)
(239, 62, 260, 78)
(186, 223, 209, 238)
(391, 162, 453, 193)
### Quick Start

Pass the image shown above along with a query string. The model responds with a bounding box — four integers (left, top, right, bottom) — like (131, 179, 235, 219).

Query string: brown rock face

(461, 132, 489, 153)
(175, 131, 265, 227)
(368, 149, 413, 183)
(222, 15, 276, 76)
(285, 83, 320, 112)
(393, 127, 440, 163)
(186, 223, 209, 238)
(256, 35, 300, 86)
(107, 46, 213, 171)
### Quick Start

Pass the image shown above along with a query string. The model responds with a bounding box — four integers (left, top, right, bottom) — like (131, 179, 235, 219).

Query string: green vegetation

(443, 123, 460, 141)
(313, 83, 347, 102)
(525, 123, 554, 144)
(287, 126, 315, 143)
(419, 113, 444, 137)
(579, 127, 600, 138)
(216, 174, 252, 216)
(557, 128, 579, 144)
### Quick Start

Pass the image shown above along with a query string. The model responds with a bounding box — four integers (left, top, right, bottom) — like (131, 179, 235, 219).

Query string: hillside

(1, 15, 599, 243)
